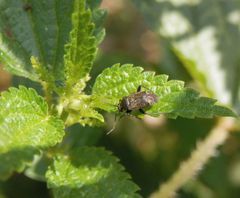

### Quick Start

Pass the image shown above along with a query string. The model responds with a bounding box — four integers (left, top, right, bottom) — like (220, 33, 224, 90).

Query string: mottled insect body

(118, 85, 158, 114)
(107, 85, 158, 134)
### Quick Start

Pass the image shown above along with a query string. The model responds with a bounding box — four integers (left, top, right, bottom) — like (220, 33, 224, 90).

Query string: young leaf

(0, 86, 64, 180)
(64, 0, 104, 93)
(86, 0, 106, 44)
(58, 94, 104, 127)
(46, 147, 141, 198)
(92, 64, 236, 118)
(59, 0, 106, 125)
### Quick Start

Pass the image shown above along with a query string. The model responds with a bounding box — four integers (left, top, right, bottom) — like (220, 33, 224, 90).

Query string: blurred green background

(1, 0, 240, 197)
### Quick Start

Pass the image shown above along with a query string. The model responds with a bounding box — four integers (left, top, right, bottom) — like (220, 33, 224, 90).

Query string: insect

(118, 85, 158, 114)
(107, 85, 158, 134)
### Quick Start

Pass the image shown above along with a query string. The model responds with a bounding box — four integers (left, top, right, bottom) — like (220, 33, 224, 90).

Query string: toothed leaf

(46, 147, 141, 198)
(92, 64, 236, 118)
(0, 0, 74, 81)
(64, 0, 105, 92)
(0, 86, 64, 180)
(133, 0, 240, 114)
(0, 0, 105, 88)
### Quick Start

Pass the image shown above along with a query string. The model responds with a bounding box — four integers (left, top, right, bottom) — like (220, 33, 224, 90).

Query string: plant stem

(150, 117, 235, 198)
(42, 81, 53, 106)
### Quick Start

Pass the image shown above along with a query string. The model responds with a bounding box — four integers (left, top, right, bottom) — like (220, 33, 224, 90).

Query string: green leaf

(0, 0, 74, 82)
(64, 0, 105, 93)
(30, 56, 55, 88)
(86, 0, 106, 44)
(0, 86, 64, 180)
(92, 64, 236, 118)
(149, 88, 236, 119)
(133, 0, 240, 113)
(46, 147, 141, 198)
(0, 0, 105, 85)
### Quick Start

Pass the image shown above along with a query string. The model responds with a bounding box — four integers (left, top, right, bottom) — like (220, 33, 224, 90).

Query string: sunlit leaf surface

(0, 86, 64, 179)
(92, 64, 235, 118)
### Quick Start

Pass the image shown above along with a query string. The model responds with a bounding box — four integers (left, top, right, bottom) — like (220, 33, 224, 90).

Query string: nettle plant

(0, 0, 237, 197)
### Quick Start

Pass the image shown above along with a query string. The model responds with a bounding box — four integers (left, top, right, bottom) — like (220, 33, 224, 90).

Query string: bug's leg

(126, 110, 138, 118)
(139, 109, 145, 114)
(107, 113, 125, 135)
(137, 85, 142, 92)
(107, 123, 117, 135)
(127, 113, 141, 120)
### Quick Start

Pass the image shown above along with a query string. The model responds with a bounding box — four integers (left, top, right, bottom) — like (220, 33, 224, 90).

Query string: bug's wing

(128, 92, 149, 110)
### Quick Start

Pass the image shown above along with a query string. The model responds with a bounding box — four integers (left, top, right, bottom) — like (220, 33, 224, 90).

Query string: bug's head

(117, 97, 129, 113)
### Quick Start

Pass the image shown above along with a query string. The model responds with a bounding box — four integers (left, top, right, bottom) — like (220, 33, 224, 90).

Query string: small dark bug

(107, 85, 158, 134)
(118, 85, 158, 114)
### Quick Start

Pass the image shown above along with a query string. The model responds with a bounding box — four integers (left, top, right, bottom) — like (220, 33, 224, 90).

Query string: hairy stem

(42, 81, 53, 106)
(150, 117, 235, 198)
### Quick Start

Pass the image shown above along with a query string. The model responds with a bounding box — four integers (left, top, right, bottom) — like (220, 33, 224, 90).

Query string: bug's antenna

(107, 114, 124, 135)
(106, 122, 117, 135)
